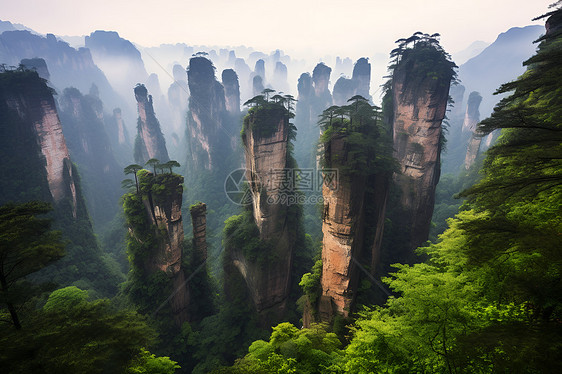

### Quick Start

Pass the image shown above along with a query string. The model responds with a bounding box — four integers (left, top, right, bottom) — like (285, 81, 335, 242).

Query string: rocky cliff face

(320, 136, 367, 317)
(332, 76, 356, 106)
(0, 69, 119, 295)
(390, 45, 454, 258)
(463, 91, 483, 169)
(352, 58, 371, 101)
(186, 56, 232, 171)
(229, 105, 295, 322)
(222, 69, 240, 115)
(312, 63, 332, 109)
(127, 172, 189, 325)
(190, 202, 208, 261)
(134, 84, 170, 164)
(58, 87, 122, 226)
(332, 58, 372, 105)
(0, 70, 77, 212)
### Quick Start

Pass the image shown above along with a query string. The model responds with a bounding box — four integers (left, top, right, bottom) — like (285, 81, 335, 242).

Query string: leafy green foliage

(0, 287, 175, 374)
(217, 323, 342, 374)
(319, 98, 395, 178)
(0, 201, 64, 328)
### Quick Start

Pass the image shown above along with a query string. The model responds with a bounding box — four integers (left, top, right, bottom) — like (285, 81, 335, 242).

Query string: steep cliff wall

(190, 202, 208, 261)
(463, 91, 483, 169)
(0, 68, 120, 295)
(125, 171, 189, 326)
(352, 57, 371, 101)
(332, 58, 372, 106)
(0, 69, 77, 210)
(133, 84, 170, 165)
(312, 63, 332, 110)
(58, 87, 123, 227)
(186, 56, 232, 171)
(390, 41, 455, 259)
(315, 99, 391, 320)
(333, 76, 355, 106)
(222, 69, 241, 116)
(225, 103, 297, 324)
(320, 136, 367, 317)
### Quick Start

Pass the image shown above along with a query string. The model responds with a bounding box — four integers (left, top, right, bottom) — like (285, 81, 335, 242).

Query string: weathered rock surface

(186, 56, 232, 171)
(190, 202, 208, 261)
(0, 71, 77, 211)
(312, 63, 332, 110)
(222, 69, 240, 115)
(320, 136, 367, 317)
(134, 84, 169, 164)
(352, 57, 371, 101)
(137, 173, 189, 325)
(233, 107, 295, 322)
(58, 87, 122, 226)
(391, 54, 452, 256)
(463, 91, 483, 169)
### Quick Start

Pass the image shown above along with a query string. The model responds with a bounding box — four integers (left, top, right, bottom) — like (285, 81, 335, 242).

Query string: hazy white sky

(0, 0, 553, 59)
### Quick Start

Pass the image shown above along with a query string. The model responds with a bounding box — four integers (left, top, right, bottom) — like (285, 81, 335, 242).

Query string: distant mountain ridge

(458, 25, 543, 118)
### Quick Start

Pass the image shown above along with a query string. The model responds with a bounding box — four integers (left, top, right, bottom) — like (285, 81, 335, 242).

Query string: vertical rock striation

(190, 202, 208, 262)
(133, 84, 169, 165)
(390, 42, 455, 259)
(186, 56, 232, 171)
(351, 57, 371, 101)
(0, 70, 77, 211)
(0, 68, 119, 295)
(463, 91, 483, 169)
(312, 63, 332, 110)
(222, 69, 241, 116)
(226, 103, 297, 324)
(126, 171, 189, 326)
(320, 136, 367, 317)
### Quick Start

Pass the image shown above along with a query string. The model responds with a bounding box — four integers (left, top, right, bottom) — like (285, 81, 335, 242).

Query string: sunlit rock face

(233, 108, 294, 323)
(391, 56, 451, 256)
(186, 56, 232, 171)
(320, 136, 367, 317)
(133, 84, 169, 165)
(222, 69, 240, 115)
(0, 70, 77, 215)
(463, 91, 483, 169)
